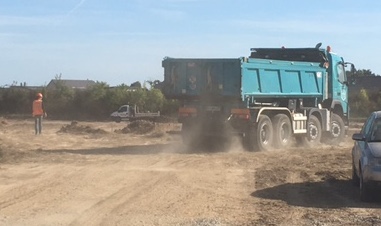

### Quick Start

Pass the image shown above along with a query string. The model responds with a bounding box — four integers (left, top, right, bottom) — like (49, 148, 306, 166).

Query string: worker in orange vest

(32, 93, 47, 135)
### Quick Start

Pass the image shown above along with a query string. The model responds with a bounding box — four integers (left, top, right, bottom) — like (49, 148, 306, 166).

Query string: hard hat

(37, 93, 43, 98)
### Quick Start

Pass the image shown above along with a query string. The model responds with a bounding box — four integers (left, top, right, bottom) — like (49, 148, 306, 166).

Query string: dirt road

(0, 118, 381, 226)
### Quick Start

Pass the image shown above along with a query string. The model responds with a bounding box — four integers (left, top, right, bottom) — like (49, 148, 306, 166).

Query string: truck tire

(181, 122, 201, 147)
(243, 125, 255, 151)
(272, 114, 292, 149)
(296, 115, 321, 147)
(254, 115, 274, 151)
(323, 113, 345, 144)
(181, 122, 193, 146)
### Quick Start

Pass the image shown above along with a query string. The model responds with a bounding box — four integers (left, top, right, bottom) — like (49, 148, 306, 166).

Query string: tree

(145, 88, 165, 112)
(145, 80, 163, 90)
(0, 88, 32, 114)
(44, 74, 74, 119)
(349, 88, 372, 117)
(347, 69, 377, 77)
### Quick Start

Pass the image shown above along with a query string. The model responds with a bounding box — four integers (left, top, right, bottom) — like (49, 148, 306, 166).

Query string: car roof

(374, 111, 381, 118)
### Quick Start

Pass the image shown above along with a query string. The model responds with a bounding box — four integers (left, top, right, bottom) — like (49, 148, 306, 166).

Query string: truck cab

(110, 104, 160, 122)
(110, 105, 135, 122)
(324, 51, 350, 125)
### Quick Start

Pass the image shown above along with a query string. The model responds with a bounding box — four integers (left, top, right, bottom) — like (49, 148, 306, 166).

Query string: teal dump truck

(162, 44, 355, 151)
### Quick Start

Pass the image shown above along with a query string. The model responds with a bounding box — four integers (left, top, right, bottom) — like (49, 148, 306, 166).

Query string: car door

(353, 114, 374, 167)
(118, 106, 129, 118)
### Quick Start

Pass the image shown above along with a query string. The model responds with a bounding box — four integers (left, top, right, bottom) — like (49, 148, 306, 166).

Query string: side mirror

(352, 133, 365, 141)
(344, 62, 356, 73)
(351, 64, 356, 73)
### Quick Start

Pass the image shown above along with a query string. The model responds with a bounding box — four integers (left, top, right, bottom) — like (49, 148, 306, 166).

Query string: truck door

(329, 54, 349, 115)
(118, 105, 129, 118)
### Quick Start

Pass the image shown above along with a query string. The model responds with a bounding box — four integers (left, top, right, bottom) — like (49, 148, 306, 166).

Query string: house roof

(47, 79, 96, 89)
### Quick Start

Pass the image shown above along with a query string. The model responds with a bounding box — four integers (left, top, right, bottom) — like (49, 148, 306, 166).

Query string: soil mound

(153, 116, 177, 123)
(116, 120, 155, 134)
(0, 117, 7, 126)
(58, 121, 107, 135)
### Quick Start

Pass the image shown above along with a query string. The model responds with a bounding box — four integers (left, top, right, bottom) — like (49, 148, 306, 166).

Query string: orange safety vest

(33, 99, 44, 116)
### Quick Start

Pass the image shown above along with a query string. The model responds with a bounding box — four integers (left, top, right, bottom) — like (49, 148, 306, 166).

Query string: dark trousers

(34, 115, 43, 134)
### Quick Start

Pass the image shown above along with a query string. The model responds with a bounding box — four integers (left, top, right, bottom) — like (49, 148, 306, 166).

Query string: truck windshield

(337, 63, 346, 84)
(118, 106, 127, 112)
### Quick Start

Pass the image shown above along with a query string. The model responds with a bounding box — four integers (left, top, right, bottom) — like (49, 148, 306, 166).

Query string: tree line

(0, 80, 179, 120)
(0, 69, 380, 120)
(347, 69, 381, 117)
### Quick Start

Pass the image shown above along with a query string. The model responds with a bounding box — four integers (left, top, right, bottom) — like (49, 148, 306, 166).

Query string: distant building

(1, 81, 42, 90)
(8, 85, 42, 91)
(46, 79, 96, 90)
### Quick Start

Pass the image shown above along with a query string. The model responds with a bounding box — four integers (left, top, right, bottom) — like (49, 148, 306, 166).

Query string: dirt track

(1, 118, 381, 226)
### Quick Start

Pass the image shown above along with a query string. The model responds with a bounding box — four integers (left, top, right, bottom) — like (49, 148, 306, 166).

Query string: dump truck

(110, 104, 160, 122)
(161, 44, 355, 151)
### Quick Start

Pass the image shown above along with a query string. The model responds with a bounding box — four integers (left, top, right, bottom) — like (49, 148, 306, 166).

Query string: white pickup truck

(110, 105, 160, 122)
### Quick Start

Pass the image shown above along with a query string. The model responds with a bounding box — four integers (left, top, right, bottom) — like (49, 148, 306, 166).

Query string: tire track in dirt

(250, 148, 334, 225)
(150, 152, 261, 225)
(69, 152, 261, 225)
(0, 164, 76, 211)
(0, 180, 60, 210)
(0, 164, 92, 226)
(3, 119, 381, 226)
(69, 171, 170, 226)
(249, 144, 381, 225)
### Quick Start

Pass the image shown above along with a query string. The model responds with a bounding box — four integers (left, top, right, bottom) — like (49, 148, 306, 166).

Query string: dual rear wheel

(246, 112, 345, 151)
(245, 114, 292, 152)
(184, 112, 345, 152)
(293, 113, 346, 146)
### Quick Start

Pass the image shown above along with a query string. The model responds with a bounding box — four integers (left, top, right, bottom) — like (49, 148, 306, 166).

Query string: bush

(0, 82, 177, 121)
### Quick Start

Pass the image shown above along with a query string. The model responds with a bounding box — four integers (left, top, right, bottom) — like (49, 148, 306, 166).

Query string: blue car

(352, 111, 381, 202)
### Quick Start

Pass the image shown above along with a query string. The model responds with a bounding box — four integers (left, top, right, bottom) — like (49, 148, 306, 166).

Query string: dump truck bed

(162, 58, 241, 99)
(241, 58, 327, 100)
(162, 48, 328, 101)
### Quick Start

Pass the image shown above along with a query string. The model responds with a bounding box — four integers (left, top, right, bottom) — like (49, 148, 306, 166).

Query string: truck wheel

(296, 115, 321, 147)
(323, 113, 345, 144)
(181, 123, 192, 146)
(272, 114, 292, 149)
(243, 126, 255, 151)
(181, 122, 198, 147)
(254, 115, 274, 151)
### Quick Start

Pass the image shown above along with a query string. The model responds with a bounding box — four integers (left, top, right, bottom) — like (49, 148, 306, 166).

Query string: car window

(361, 114, 374, 135)
(370, 119, 381, 142)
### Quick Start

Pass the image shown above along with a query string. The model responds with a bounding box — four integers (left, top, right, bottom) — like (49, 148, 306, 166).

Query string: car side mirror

(352, 133, 365, 141)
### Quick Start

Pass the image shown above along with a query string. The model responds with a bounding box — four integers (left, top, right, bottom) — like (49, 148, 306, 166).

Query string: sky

(0, 0, 380, 87)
